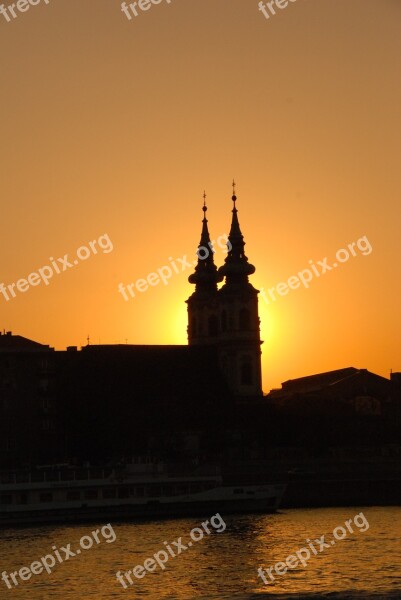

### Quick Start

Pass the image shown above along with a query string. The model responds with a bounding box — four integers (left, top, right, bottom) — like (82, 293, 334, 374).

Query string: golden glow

(0, 1, 399, 391)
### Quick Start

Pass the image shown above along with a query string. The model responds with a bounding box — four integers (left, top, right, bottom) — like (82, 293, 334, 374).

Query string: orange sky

(0, 0, 400, 391)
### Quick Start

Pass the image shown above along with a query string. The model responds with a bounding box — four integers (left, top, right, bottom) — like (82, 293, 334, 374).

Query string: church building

(186, 183, 263, 397)
(0, 184, 264, 468)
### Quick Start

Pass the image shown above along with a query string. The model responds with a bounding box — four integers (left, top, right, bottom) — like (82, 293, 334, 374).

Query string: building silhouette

(0, 187, 400, 476)
(186, 185, 263, 396)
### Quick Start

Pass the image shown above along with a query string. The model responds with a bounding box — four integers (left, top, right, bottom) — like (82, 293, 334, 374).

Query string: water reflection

(0, 508, 400, 599)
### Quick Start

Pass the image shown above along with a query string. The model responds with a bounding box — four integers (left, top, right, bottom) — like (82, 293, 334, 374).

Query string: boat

(0, 459, 286, 526)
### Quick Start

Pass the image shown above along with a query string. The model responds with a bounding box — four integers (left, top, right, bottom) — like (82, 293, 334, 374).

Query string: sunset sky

(0, 0, 400, 391)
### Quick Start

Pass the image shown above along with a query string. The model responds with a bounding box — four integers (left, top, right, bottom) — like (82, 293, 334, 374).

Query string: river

(0, 507, 400, 599)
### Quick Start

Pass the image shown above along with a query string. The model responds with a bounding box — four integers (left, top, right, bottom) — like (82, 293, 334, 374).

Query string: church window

(239, 308, 251, 330)
(221, 310, 227, 332)
(208, 315, 218, 337)
(241, 359, 253, 385)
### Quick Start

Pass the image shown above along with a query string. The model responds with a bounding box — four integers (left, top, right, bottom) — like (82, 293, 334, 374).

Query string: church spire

(218, 182, 255, 285)
(199, 191, 210, 249)
(188, 192, 223, 292)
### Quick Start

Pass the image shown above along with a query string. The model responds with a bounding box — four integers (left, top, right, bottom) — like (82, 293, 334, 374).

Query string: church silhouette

(0, 184, 264, 468)
(1, 184, 400, 503)
(186, 183, 263, 397)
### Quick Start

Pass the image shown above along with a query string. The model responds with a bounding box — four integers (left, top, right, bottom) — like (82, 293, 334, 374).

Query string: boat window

(66, 491, 80, 501)
(0, 494, 12, 505)
(0, 474, 13, 484)
(84, 490, 98, 500)
(40, 492, 53, 502)
(102, 489, 116, 499)
(118, 488, 130, 499)
(204, 482, 216, 490)
(91, 468, 104, 479)
(135, 487, 145, 497)
(190, 484, 202, 493)
(233, 488, 244, 494)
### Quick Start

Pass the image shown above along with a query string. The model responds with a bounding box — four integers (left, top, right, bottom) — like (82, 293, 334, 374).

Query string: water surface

(0, 507, 400, 599)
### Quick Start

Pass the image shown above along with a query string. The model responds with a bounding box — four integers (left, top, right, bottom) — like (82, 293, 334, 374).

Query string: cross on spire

(187, 192, 223, 291)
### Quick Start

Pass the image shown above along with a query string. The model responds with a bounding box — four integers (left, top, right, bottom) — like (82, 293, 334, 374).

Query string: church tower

(217, 182, 263, 396)
(187, 185, 263, 396)
(186, 194, 223, 345)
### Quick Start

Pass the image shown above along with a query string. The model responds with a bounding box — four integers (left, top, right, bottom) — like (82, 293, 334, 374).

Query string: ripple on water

(0, 507, 400, 599)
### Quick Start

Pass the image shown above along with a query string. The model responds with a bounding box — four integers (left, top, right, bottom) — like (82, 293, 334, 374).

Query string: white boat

(0, 461, 286, 526)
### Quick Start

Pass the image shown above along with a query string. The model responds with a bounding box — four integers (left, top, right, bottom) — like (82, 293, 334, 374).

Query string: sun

(167, 301, 188, 346)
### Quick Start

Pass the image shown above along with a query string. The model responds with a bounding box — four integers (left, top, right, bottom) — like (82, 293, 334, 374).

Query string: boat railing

(0, 463, 222, 486)
(0, 468, 114, 485)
